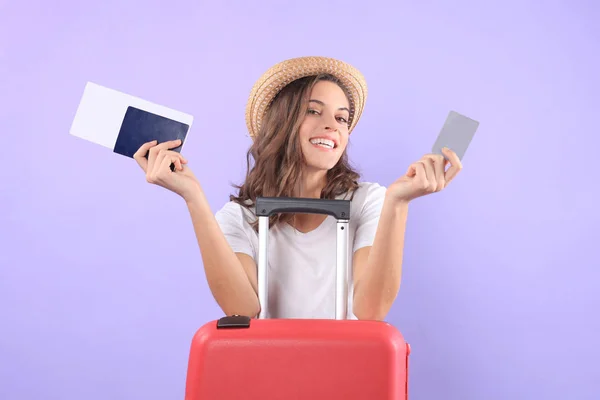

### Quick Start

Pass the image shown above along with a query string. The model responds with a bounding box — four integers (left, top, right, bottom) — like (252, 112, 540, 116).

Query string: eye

(337, 116, 348, 124)
(307, 108, 320, 115)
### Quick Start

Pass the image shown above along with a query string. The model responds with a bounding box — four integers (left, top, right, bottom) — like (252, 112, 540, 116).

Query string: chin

(305, 158, 340, 172)
(301, 144, 344, 172)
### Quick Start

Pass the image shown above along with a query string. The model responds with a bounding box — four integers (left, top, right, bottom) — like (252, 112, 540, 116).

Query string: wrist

(381, 192, 409, 222)
(183, 183, 205, 206)
(384, 188, 410, 208)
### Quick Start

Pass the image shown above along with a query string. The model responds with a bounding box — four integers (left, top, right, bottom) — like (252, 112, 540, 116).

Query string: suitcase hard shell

(185, 197, 411, 400)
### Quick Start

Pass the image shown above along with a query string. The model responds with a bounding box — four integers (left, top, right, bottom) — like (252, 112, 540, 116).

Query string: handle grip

(255, 197, 350, 220)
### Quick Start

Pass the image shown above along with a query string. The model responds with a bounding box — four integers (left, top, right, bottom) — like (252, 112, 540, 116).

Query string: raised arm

(133, 139, 259, 318)
(352, 149, 463, 320)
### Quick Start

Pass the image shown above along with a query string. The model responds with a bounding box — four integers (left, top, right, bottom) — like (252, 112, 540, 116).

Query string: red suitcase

(185, 197, 411, 400)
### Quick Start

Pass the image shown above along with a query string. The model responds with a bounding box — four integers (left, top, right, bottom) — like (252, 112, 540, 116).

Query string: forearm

(185, 188, 259, 317)
(353, 193, 408, 320)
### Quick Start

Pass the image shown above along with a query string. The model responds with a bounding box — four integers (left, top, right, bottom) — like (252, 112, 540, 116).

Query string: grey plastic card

(432, 110, 479, 160)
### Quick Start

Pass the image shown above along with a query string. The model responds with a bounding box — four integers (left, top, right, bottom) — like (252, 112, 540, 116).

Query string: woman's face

(298, 80, 351, 172)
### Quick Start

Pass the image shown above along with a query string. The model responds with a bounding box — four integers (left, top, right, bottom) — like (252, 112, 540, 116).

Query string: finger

(160, 150, 184, 173)
(157, 149, 187, 165)
(420, 158, 437, 192)
(406, 161, 422, 178)
(152, 150, 186, 175)
(154, 139, 183, 151)
(442, 147, 463, 184)
(148, 139, 182, 169)
(133, 140, 158, 171)
(423, 154, 446, 191)
(175, 158, 184, 171)
(406, 163, 417, 177)
(147, 150, 183, 183)
(416, 162, 431, 191)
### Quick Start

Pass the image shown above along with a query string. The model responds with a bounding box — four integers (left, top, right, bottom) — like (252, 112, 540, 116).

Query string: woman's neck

(288, 168, 329, 233)
(295, 169, 327, 198)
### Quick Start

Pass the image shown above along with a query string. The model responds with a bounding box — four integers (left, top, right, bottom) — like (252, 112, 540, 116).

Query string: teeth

(310, 138, 334, 148)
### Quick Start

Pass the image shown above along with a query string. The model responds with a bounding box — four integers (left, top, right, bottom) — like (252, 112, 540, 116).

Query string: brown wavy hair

(231, 73, 361, 229)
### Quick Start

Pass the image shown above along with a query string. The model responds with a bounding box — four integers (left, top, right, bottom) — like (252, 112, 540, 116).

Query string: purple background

(1, 1, 599, 399)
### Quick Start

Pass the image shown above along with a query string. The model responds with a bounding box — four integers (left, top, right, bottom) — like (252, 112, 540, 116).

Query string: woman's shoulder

(338, 181, 387, 204)
(215, 199, 257, 226)
(339, 181, 387, 219)
(356, 181, 387, 197)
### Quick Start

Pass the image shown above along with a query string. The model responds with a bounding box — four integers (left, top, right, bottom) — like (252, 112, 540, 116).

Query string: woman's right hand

(133, 139, 201, 201)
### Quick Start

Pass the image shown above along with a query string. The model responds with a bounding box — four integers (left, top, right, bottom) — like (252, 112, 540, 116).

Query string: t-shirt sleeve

(214, 202, 256, 259)
(353, 183, 387, 252)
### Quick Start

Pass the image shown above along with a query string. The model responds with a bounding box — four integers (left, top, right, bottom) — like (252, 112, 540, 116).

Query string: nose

(323, 113, 338, 131)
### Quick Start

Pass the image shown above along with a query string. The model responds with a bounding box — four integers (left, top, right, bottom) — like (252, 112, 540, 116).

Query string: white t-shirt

(214, 181, 387, 320)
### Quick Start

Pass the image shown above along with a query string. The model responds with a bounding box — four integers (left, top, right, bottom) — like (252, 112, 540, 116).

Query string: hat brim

(245, 56, 367, 140)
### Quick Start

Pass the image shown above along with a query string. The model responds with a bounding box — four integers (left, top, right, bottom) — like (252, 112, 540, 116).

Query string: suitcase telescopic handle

(255, 197, 350, 220)
(255, 197, 351, 320)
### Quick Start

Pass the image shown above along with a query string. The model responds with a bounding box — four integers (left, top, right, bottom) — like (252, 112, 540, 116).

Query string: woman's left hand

(386, 147, 463, 204)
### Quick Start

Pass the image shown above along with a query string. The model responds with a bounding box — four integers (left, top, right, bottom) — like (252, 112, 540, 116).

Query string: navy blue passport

(114, 106, 190, 158)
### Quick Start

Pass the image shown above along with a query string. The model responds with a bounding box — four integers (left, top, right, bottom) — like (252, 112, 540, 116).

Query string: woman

(133, 56, 462, 321)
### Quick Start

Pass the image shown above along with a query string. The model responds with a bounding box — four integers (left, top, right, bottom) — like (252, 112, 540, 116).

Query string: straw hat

(245, 56, 368, 140)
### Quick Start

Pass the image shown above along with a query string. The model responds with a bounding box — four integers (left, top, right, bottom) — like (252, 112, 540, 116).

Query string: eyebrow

(309, 99, 350, 113)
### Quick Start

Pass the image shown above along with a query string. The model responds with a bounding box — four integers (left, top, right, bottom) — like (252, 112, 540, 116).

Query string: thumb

(406, 164, 417, 178)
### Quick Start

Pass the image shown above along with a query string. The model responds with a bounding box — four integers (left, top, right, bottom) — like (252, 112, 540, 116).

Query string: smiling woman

(133, 56, 463, 321)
